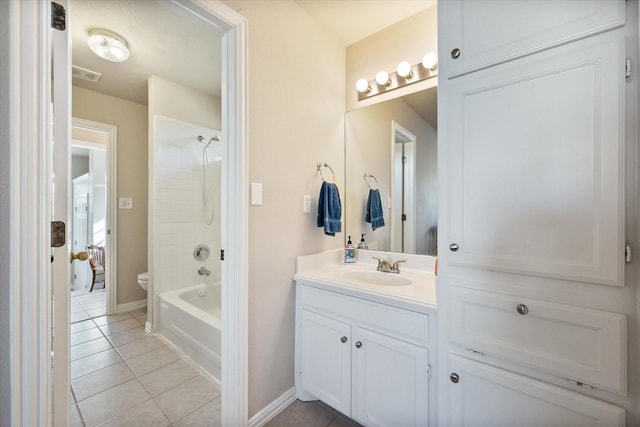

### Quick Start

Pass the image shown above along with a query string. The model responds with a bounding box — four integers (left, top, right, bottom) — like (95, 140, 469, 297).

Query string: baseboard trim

(115, 299, 147, 314)
(248, 387, 297, 427)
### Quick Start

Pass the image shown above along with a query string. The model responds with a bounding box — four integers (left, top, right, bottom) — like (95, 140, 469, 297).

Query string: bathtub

(158, 282, 221, 383)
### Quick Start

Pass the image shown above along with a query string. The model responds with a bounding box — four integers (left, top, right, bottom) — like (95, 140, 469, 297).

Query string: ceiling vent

(72, 65, 102, 83)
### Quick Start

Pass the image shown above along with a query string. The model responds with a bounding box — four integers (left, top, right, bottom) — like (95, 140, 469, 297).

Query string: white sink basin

(341, 270, 412, 286)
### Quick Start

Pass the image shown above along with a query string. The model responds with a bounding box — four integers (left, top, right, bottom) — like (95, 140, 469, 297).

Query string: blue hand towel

(317, 182, 342, 236)
(365, 189, 385, 231)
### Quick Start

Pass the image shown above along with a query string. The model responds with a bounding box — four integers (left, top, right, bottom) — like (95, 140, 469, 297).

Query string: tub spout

(198, 267, 211, 276)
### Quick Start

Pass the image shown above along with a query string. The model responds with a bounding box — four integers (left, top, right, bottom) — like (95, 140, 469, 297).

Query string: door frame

(72, 118, 117, 314)
(8, 0, 249, 425)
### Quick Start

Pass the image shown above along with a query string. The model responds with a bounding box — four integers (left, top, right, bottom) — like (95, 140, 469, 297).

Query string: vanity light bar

(356, 53, 438, 101)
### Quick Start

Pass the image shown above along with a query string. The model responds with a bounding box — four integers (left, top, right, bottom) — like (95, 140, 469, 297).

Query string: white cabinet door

(440, 0, 625, 78)
(352, 328, 429, 427)
(299, 309, 352, 415)
(446, 31, 625, 286)
(449, 355, 625, 427)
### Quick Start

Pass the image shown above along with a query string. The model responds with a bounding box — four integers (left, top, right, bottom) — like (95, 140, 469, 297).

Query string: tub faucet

(198, 267, 211, 276)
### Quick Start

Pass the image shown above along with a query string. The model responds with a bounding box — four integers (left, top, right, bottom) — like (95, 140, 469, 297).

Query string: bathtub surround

(151, 115, 222, 384)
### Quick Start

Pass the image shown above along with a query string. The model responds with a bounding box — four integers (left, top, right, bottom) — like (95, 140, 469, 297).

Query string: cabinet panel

(449, 355, 625, 427)
(300, 286, 429, 346)
(447, 31, 625, 285)
(299, 310, 351, 415)
(441, 0, 624, 78)
(352, 328, 429, 427)
(450, 286, 626, 394)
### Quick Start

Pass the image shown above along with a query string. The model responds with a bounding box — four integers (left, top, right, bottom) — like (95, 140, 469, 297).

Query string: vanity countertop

(294, 249, 437, 313)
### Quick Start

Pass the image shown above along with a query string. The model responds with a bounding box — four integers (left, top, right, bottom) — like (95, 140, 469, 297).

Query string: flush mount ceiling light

(356, 51, 438, 101)
(87, 28, 130, 62)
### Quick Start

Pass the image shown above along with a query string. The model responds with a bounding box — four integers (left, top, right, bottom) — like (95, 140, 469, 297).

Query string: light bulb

(422, 52, 438, 71)
(356, 78, 370, 93)
(375, 70, 390, 86)
(397, 61, 413, 78)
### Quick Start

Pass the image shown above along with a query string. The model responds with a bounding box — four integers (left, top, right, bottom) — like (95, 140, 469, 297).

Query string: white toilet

(137, 272, 148, 291)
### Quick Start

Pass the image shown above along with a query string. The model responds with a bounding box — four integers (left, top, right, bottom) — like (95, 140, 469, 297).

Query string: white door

(299, 309, 352, 415)
(448, 355, 625, 427)
(352, 327, 429, 427)
(72, 190, 89, 290)
(51, 0, 72, 424)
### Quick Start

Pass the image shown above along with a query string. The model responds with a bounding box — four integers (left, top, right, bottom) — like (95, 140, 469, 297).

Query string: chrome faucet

(391, 260, 406, 274)
(198, 267, 211, 276)
(373, 257, 406, 274)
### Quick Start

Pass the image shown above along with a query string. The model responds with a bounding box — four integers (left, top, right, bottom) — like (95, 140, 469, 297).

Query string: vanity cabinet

(441, 0, 625, 78)
(296, 283, 434, 427)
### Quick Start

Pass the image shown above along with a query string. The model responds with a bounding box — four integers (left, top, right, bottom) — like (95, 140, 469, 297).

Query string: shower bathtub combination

(152, 115, 223, 385)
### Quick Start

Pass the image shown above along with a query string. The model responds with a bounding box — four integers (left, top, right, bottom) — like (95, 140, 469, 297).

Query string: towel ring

(317, 162, 336, 183)
(364, 173, 379, 190)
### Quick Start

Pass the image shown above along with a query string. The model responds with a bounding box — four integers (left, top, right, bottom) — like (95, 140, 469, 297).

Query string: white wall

(72, 86, 149, 305)
(222, 0, 345, 417)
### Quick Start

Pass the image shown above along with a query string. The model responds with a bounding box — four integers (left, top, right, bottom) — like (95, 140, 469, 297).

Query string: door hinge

(51, 221, 65, 247)
(625, 240, 632, 263)
(466, 348, 486, 357)
(427, 364, 432, 379)
(51, 2, 66, 31)
(401, 214, 407, 221)
(220, 249, 225, 261)
(625, 59, 632, 82)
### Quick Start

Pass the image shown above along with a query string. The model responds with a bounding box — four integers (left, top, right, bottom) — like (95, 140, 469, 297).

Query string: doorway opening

(69, 118, 117, 321)
(391, 121, 417, 253)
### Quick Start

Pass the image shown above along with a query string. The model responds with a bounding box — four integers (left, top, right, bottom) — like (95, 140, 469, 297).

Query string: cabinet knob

(355, 341, 363, 349)
(516, 304, 529, 315)
(450, 373, 460, 384)
(341, 336, 347, 343)
(451, 48, 461, 59)
(449, 243, 459, 252)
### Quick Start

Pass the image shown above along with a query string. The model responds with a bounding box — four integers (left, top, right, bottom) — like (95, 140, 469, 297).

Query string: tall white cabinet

(439, 0, 638, 425)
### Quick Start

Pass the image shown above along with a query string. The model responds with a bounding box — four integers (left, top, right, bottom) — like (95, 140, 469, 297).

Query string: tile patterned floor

(69, 306, 221, 426)
(71, 289, 107, 323)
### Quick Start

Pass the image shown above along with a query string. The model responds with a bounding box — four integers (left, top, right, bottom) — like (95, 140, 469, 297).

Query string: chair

(87, 245, 105, 292)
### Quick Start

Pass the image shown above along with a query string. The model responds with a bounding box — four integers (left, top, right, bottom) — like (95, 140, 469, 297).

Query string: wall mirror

(345, 86, 437, 255)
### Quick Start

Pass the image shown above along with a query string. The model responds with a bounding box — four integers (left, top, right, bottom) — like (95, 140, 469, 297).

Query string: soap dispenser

(357, 234, 368, 250)
(344, 235, 357, 264)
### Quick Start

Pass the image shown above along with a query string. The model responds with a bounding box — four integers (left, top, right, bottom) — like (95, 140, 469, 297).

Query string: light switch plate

(119, 197, 133, 209)
(251, 183, 263, 206)
(302, 195, 311, 213)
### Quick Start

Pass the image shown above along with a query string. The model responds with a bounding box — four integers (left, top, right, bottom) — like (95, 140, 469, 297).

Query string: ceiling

(70, 0, 436, 123)
(295, 0, 436, 46)
(70, 0, 222, 105)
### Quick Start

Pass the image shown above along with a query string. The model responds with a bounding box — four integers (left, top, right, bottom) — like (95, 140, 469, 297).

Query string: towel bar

(364, 173, 379, 189)
(317, 162, 336, 183)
